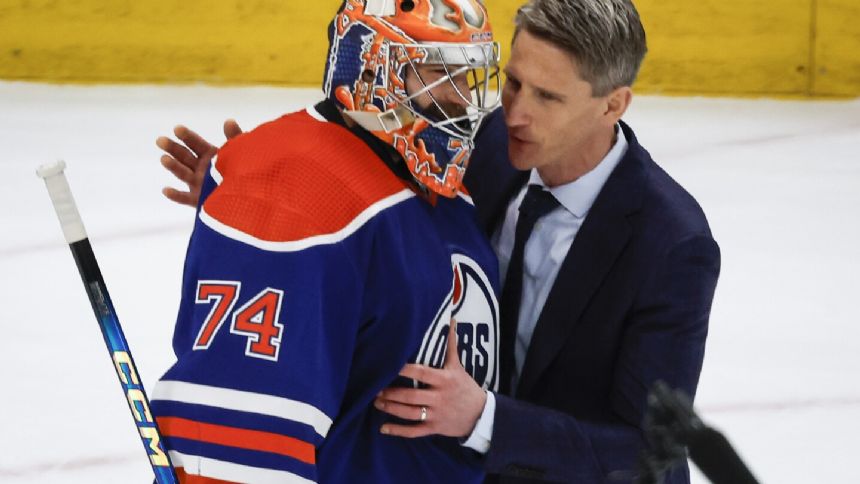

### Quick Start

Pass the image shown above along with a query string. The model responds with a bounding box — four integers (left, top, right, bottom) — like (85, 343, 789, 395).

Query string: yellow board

(0, 1, 333, 85)
(0, 0, 857, 97)
(635, 0, 813, 96)
(814, 0, 860, 96)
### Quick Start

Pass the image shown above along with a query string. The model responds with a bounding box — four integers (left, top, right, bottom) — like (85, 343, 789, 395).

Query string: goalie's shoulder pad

(204, 110, 414, 246)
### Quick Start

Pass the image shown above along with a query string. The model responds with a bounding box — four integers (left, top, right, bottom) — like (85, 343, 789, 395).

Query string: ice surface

(1, 81, 858, 483)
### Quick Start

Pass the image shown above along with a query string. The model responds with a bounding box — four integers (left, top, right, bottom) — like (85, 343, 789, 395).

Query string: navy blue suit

(464, 110, 721, 483)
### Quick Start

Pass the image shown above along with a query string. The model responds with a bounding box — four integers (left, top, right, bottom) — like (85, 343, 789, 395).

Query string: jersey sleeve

(151, 155, 370, 484)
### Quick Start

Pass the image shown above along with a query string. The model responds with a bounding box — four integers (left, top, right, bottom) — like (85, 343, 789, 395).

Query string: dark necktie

(499, 184, 560, 394)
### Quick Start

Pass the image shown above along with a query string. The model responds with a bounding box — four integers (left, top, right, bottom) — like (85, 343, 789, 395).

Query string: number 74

(192, 281, 285, 362)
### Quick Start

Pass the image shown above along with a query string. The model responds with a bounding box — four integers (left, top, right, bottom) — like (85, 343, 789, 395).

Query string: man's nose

(503, 91, 530, 127)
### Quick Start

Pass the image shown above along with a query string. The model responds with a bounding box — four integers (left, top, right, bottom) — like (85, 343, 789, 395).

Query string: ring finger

(375, 400, 429, 422)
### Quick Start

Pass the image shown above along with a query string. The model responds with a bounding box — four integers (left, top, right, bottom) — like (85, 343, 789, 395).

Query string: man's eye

(538, 90, 558, 101)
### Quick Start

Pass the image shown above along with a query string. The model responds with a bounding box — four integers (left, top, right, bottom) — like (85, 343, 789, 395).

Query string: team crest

(415, 254, 499, 391)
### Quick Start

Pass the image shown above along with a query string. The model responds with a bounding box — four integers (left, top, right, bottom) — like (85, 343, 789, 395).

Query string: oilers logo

(415, 254, 499, 391)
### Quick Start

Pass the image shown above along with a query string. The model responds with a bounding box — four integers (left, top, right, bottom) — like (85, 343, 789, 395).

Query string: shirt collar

(528, 124, 628, 219)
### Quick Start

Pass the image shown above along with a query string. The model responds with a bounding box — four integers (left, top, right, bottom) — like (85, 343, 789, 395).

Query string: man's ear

(604, 86, 633, 125)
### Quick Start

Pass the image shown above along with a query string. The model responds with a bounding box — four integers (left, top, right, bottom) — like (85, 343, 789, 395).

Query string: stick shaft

(38, 162, 178, 483)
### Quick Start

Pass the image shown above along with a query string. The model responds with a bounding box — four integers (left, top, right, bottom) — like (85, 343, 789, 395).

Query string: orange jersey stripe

(176, 467, 236, 484)
(205, 110, 411, 243)
(158, 417, 316, 465)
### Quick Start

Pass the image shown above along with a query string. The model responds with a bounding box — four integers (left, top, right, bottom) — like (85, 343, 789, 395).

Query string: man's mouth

(508, 132, 533, 145)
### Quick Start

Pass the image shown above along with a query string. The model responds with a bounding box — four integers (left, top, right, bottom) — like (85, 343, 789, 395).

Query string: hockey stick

(37, 161, 179, 484)
(637, 381, 759, 484)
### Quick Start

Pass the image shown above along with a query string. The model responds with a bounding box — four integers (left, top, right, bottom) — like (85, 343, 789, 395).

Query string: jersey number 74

(192, 281, 285, 362)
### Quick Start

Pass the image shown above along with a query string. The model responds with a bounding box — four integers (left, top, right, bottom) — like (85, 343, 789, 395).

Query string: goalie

(150, 1, 504, 482)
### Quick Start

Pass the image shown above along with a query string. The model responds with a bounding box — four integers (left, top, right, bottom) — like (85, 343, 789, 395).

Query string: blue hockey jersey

(151, 102, 500, 483)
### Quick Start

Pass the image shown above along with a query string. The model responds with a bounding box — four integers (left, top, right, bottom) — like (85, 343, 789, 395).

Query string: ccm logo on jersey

(415, 254, 500, 391)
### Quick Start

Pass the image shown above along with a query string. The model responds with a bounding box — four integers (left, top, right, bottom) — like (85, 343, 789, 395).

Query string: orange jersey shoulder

(203, 110, 411, 244)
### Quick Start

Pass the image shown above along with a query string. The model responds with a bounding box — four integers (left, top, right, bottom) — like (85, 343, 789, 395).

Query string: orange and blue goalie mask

(322, 0, 502, 198)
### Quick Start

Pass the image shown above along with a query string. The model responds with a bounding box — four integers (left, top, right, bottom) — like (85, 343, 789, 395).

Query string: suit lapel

(516, 122, 648, 397)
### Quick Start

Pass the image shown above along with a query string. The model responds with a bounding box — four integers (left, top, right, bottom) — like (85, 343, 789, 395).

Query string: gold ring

(420, 406, 428, 422)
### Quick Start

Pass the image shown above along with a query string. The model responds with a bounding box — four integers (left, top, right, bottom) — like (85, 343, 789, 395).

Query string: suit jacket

(464, 110, 721, 483)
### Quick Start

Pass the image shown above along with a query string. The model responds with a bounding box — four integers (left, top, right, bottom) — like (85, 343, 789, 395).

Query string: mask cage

(387, 41, 502, 141)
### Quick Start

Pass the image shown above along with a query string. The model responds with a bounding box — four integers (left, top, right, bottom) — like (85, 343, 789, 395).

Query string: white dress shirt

(462, 126, 628, 453)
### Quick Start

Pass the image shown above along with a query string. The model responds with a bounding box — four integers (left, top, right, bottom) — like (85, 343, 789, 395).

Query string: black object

(637, 381, 760, 484)
(498, 185, 560, 394)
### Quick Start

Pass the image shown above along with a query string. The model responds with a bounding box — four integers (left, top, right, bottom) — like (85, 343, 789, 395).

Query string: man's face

(501, 30, 609, 177)
(405, 64, 471, 122)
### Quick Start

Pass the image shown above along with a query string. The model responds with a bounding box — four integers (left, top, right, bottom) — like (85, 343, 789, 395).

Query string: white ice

(1, 81, 858, 483)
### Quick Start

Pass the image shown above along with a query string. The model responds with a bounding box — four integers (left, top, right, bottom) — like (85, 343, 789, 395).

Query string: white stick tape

(36, 161, 88, 244)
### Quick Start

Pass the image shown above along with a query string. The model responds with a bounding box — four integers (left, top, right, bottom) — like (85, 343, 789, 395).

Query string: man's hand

(376, 319, 487, 439)
(157, 120, 242, 207)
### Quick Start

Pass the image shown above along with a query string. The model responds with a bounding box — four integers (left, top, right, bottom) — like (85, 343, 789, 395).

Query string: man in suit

(373, 1, 720, 482)
(157, 1, 719, 481)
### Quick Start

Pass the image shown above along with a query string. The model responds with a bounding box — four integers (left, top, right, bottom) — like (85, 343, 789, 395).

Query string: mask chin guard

(344, 106, 417, 133)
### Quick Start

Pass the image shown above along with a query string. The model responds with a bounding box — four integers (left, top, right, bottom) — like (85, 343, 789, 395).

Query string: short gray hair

(514, 0, 647, 96)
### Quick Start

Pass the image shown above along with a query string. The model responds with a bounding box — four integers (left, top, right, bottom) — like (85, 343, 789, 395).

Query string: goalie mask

(323, 0, 502, 197)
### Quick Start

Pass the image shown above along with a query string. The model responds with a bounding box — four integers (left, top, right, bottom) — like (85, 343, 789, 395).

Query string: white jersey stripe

(306, 104, 327, 122)
(169, 450, 315, 484)
(152, 380, 333, 438)
(210, 156, 224, 185)
(199, 188, 416, 252)
(457, 192, 474, 206)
